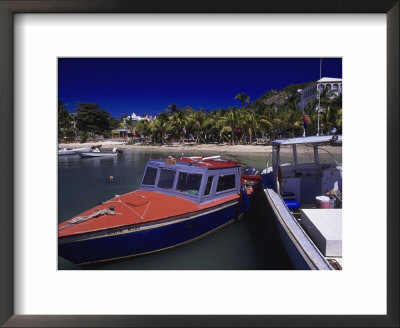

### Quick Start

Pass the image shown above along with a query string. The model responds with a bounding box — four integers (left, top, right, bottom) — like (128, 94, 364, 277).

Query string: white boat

(58, 148, 77, 156)
(261, 135, 342, 270)
(79, 147, 119, 158)
(58, 147, 92, 156)
(72, 147, 92, 153)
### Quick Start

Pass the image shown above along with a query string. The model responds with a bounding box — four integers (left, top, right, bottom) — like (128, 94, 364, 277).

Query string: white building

(131, 112, 151, 121)
(298, 77, 342, 110)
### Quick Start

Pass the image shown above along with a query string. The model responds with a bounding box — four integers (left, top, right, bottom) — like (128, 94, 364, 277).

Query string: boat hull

(79, 152, 117, 157)
(59, 200, 239, 266)
(58, 150, 76, 156)
(263, 188, 333, 270)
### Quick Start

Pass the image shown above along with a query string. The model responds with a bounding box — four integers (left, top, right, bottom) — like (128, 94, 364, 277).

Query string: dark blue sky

(58, 58, 342, 119)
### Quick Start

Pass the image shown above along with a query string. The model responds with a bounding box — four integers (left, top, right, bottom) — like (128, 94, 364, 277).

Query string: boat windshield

(296, 144, 315, 164)
(157, 169, 176, 189)
(142, 166, 158, 185)
(176, 172, 202, 196)
(274, 142, 342, 166)
(278, 146, 295, 165)
(318, 146, 341, 165)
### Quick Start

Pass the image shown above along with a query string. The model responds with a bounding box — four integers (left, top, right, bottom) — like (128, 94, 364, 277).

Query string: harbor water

(58, 147, 331, 270)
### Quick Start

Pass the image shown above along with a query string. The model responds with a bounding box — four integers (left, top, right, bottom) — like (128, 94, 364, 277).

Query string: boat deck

(59, 190, 239, 238)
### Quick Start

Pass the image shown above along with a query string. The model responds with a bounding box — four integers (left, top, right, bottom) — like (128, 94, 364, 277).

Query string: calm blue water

(58, 148, 293, 270)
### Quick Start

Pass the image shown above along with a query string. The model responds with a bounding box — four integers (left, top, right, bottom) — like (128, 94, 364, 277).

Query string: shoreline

(58, 142, 273, 153)
(58, 141, 341, 155)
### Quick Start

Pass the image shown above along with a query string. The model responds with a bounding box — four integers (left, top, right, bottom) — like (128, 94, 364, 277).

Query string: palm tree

(187, 111, 207, 144)
(234, 92, 250, 108)
(239, 110, 258, 143)
(284, 92, 301, 111)
(135, 119, 151, 141)
(216, 108, 241, 145)
(257, 114, 273, 141)
(167, 110, 187, 142)
(150, 109, 170, 144)
(125, 117, 136, 142)
(281, 110, 303, 138)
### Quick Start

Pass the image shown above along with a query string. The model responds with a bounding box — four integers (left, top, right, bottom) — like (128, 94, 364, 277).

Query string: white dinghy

(58, 147, 93, 156)
(79, 147, 119, 158)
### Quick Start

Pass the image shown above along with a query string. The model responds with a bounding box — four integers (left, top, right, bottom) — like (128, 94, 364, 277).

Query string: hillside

(246, 81, 314, 111)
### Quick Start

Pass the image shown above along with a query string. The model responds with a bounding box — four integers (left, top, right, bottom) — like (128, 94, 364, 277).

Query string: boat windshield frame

(140, 159, 241, 204)
(272, 135, 342, 167)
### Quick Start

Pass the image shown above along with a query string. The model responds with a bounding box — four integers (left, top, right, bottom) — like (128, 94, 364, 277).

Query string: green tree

(234, 92, 250, 108)
(136, 119, 151, 140)
(125, 117, 137, 141)
(149, 109, 170, 144)
(167, 110, 187, 142)
(187, 110, 207, 144)
(58, 100, 74, 141)
(216, 108, 241, 145)
(74, 102, 111, 139)
(109, 117, 119, 130)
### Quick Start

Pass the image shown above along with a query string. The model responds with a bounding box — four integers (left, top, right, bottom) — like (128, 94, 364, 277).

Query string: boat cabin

(140, 156, 242, 204)
(266, 135, 342, 208)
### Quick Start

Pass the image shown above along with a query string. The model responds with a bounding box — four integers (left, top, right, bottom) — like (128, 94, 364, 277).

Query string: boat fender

(109, 176, 114, 181)
(240, 185, 250, 213)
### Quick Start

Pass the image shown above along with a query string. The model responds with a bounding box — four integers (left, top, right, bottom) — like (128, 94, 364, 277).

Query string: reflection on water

(59, 147, 335, 270)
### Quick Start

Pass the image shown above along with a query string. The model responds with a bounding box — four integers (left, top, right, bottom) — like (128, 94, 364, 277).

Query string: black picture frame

(0, 1, 398, 327)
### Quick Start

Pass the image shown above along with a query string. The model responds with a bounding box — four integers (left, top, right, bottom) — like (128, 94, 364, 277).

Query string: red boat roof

(153, 156, 241, 169)
(58, 190, 239, 238)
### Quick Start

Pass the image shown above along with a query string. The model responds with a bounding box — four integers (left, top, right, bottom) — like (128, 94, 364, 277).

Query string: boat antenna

(317, 58, 322, 136)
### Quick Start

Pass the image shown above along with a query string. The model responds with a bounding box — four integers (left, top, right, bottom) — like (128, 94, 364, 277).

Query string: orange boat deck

(58, 190, 239, 238)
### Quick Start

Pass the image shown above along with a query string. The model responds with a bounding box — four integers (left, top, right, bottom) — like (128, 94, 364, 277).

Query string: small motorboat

(58, 147, 92, 156)
(261, 135, 342, 270)
(72, 147, 92, 153)
(58, 155, 260, 266)
(79, 147, 118, 158)
(58, 148, 76, 156)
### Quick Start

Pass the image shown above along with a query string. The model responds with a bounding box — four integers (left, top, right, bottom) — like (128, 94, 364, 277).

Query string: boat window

(203, 176, 213, 196)
(157, 169, 176, 189)
(176, 172, 202, 196)
(279, 146, 294, 165)
(216, 174, 235, 192)
(296, 144, 315, 164)
(142, 166, 158, 185)
(318, 147, 341, 164)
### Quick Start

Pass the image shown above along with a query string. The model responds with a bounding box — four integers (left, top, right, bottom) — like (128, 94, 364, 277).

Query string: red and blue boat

(58, 155, 260, 267)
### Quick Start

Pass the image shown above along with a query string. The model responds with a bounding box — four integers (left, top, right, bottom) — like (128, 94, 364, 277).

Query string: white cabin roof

(272, 135, 342, 146)
(318, 77, 342, 83)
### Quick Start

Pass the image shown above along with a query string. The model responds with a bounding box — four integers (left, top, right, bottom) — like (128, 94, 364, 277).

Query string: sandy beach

(59, 141, 272, 153)
(58, 141, 342, 155)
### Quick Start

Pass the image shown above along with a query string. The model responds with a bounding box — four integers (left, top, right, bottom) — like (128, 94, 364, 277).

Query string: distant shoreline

(58, 141, 341, 155)
(58, 142, 272, 153)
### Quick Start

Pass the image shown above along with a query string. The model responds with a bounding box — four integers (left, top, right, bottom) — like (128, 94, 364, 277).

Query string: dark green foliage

(74, 102, 111, 136)
(109, 117, 119, 130)
(78, 131, 88, 143)
(58, 99, 75, 141)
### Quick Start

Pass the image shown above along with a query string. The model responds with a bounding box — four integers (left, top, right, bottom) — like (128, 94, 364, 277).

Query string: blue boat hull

(59, 201, 239, 266)
(262, 173, 312, 269)
(272, 214, 312, 270)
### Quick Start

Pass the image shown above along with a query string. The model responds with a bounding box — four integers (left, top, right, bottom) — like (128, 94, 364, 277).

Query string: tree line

(58, 88, 342, 145)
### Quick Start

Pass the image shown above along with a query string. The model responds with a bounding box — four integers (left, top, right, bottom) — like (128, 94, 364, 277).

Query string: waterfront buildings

(297, 77, 342, 110)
